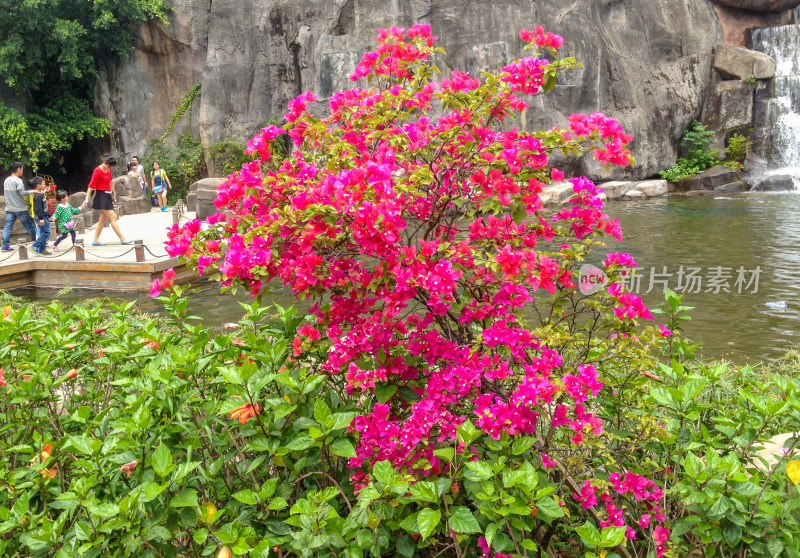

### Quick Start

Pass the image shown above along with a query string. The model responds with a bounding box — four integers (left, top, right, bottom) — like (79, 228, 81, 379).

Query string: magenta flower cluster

(161, 25, 670, 555)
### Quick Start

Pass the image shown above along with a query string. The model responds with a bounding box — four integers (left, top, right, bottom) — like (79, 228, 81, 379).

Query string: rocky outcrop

(750, 173, 800, 191)
(192, 177, 226, 220)
(599, 180, 668, 200)
(713, 4, 793, 46)
(676, 166, 747, 192)
(701, 78, 754, 154)
(97, 0, 724, 183)
(713, 44, 776, 80)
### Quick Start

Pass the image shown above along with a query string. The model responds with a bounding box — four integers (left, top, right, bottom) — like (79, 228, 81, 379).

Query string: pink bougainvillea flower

(658, 324, 673, 337)
(149, 279, 162, 298)
(654, 525, 670, 557)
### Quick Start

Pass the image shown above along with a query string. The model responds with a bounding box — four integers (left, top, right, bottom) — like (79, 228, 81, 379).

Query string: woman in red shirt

(80, 156, 131, 246)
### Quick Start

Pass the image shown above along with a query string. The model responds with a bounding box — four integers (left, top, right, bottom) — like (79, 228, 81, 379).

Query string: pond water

(16, 193, 800, 363)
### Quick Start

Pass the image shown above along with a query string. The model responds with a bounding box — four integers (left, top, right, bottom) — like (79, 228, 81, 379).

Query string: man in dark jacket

(30, 177, 52, 255)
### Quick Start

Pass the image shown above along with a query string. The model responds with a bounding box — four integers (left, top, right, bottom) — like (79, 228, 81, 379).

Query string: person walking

(80, 156, 131, 246)
(1, 161, 38, 252)
(51, 190, 81, 251)
(30, 177, 52, 255)
(151, 161, 171, 212)
(131, 156, 146, 194)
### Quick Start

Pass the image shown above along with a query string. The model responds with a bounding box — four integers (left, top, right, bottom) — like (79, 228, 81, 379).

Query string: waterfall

(748, 25, 800, 191)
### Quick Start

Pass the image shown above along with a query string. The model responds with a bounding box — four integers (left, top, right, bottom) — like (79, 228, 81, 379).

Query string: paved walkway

(0, 207, 195, 268)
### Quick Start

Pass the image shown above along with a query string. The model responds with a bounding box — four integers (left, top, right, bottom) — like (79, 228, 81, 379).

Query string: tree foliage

(0, 0, 171, 169)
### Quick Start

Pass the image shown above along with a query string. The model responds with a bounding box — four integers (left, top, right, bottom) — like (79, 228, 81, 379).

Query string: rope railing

(0, 246, 20, 263)
(80, 246, 138, 260)
(1, 200, 201, 266)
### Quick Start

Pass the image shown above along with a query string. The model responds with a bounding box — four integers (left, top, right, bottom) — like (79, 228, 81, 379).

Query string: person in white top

(131, 156, 146, 193)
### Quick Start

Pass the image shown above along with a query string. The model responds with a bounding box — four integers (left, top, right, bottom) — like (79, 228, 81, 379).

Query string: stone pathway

(0, 207, 194, 267)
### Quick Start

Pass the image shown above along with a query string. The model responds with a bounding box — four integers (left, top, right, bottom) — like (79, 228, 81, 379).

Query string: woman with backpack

(151, 161, 171, 212)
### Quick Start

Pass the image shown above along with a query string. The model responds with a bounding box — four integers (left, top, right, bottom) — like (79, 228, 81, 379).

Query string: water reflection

(604, 194, 800, 362)
(14, 194, 800, 363)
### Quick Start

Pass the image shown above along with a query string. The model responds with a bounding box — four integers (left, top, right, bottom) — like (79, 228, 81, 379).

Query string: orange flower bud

(217, 548, 232, 558)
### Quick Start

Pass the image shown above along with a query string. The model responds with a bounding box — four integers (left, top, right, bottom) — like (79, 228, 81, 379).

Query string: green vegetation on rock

(659, 121, 748, 183)
(0, 0, 171, 169)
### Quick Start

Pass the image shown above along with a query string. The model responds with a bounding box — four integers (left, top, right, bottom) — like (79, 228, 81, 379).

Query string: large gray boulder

(701, 78, 753, 154)
(113, 175, 147, 199)
(96, 1, 723, 182)
(193, 177, 226, 221)
(677, 166, 746, 191)
(599, 180, 668, 200)
(713, 44, 777, 80)
(751, 173, 799, 191)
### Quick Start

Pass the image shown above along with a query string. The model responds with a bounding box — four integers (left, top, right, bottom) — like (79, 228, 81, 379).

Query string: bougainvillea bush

(158, 24, 679, 557)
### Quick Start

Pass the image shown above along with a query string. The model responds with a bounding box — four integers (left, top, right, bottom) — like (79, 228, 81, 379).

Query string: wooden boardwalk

(0, 207, 198, 292)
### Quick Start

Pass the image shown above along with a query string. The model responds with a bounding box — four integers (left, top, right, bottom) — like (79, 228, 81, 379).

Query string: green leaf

(87, 503, 119, 518)
(267, 497, 288, 510)
(417, 508, 441, 540)
(374, 383, 397, 404)
(600, 526, 627, 548)
(511, 436, 537, 455)
(286, 435, 315, 452)
(484, 523, 500, 548)
(575, 521, 601, 549)
(536, 497, 564, 519)
(464, 461, 493, 481)
(63, 435, 94, 456)
(372, 461, 393, 486)
(396, 535, 416, 558)
(433, 447, 455, 461)
(399, 512, 420, 534)
(314, 399, 332, 427)
(170, 488, 198, 508)
(707, 495, 731, 520)
(193, 528, 208, 545)
(151, 443, 175, 477)
(448, 507, 481, 534)
(722, 521, 742, 547)
(232, 490, 259, 505)
(768, 538, 784, 557)
(141, 482, 166, 503)
(457, 420, 481, 445)
(329, 438, 357, 458)
(651, 387, 674, 406)
(409, 481, 438, 503)
(681, 378, 707, 401)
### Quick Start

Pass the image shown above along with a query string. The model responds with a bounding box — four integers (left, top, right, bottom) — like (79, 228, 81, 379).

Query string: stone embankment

(539, 180, 669, 207)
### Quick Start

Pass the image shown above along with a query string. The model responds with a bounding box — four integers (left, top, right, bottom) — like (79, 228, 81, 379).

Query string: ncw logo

(578, 264, 608, 295)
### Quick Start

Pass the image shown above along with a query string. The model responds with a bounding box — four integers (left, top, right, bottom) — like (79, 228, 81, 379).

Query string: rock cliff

(93, 0, 793, 182)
